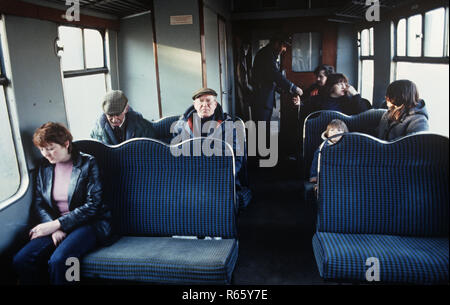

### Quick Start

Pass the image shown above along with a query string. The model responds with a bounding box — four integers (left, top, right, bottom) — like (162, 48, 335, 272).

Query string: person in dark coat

(90, 90, 157, 145)
(377, 80, 429, 141)
(13, 122, 112, 284)
(299, 73, 371, 118)
(250, 33, 303, 123)
(303, 64, 335, 98)
(171, 88, 251, 208)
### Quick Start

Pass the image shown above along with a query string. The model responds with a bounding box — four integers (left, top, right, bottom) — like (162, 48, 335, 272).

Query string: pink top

(52, 160, 73, 216)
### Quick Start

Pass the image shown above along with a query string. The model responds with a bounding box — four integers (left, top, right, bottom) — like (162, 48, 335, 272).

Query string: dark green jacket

(90, 107, 157, 145)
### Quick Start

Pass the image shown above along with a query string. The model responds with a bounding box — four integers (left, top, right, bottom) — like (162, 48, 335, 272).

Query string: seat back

(317, 133, 449, 237)
(303, 109, 386, 177)
(74, 138, 237, 238)
(152, 115, 180, 143)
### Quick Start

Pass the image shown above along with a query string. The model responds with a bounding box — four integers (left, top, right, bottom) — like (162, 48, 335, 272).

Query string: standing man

(251, 32, 303, 123)
(90, 90, 157, 145)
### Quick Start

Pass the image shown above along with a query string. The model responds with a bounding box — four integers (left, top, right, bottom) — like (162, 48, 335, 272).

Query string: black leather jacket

(32, 148, 112, 245)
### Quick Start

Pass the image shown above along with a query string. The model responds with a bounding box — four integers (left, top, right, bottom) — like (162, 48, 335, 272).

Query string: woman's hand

(51, 230, 67, 246)
(29, 220, 61, 240)
(346, 85, 358, 96)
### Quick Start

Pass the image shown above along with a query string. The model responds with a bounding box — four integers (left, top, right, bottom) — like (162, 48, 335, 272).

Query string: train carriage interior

(0, 0, 448, 289)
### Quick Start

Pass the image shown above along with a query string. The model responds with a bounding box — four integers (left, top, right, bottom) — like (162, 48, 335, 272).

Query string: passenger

(309, 119, 349, 185)
(303, 64, 335, 98)
(13, 122, 112, 285)
(377, 80, 429, 141)
(171, 88, 251, 208)
(90, 90, 157, 145)
(300, 73, 371, 117)
(236, 40, 253, 122)
(250, 32, 303, 123)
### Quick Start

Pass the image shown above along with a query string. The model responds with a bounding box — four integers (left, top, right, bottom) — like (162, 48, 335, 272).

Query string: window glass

(397, 62, 449, 137)
(84, 29, 104, 68)
(360, 29, 370, 56)
(369, 27, 374, 56)
(407, 14, 423, 57)
(291, 32, 321, 72)
(424, 8, 445, 57)
(397, 19, 406, 56)
(360, 60, 374, 102)
(63, 74, 107, 140)
(59, 26, 84, 71)
(0, 88, 20, 202)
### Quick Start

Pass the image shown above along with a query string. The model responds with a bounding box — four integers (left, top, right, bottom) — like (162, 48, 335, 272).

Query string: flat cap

(102, 90, 128, 115)
(192, 88, 218, 100)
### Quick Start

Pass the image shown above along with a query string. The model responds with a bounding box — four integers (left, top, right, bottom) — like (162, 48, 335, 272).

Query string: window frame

(58, 25, 109, 78)
(358, 27, 375, 102)
(392, 6, 449, 65)
(0, 15, 30, 210)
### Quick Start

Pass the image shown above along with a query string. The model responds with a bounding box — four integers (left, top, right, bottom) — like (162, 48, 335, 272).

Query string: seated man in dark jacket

(91, 90, 157, 145)
(171, 88, 251, 208)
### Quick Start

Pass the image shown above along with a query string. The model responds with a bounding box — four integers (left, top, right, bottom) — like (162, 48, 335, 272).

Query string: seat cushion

(82, 237, 238, 284)
(313, 232, 449, 284)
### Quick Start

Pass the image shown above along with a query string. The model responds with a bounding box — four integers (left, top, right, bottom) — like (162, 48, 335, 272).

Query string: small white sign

(170, 15, 193, 25)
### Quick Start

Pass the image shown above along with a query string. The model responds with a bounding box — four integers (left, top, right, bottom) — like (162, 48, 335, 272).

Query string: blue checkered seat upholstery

(303, 109, 386, 178)
(312, 133, 449, 284)
(74, 138, 238, 284)
(152, 115, 180, 143)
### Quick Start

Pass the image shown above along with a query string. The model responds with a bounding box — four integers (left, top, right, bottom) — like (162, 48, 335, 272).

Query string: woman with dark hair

(13, 122, 112, 284)
(301, 73, 371, 116)
(304, 64, 335, 98)
(377, 80, 429, 140)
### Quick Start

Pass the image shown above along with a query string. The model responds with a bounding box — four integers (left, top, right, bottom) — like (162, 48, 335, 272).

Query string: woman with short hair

(13, 122, 112, 284)
(377, 80, 429, 140)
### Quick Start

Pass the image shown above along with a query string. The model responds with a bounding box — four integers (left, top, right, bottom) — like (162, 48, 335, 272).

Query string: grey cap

(102, 90, 128, 115)
(192, 88, 218, 100)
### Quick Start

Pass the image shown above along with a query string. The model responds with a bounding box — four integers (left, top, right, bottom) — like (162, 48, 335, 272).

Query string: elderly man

(171, 88, 251, 208)
(90, 90, 157, 145)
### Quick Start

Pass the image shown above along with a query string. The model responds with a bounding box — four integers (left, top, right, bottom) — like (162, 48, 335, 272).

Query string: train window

(58, 26, 108, 140)
(396, 19, 406, 56)
(291, 32, 321, 72)
(424, 8, 446, 57)
(394, 6, 450, 137)
(407, 14, 422, 57)
(359, 28, 374, 102)
(0, 25, 20, 203)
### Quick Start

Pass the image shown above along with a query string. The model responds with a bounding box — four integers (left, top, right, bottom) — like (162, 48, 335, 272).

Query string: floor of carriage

(232, 158, 324, 285)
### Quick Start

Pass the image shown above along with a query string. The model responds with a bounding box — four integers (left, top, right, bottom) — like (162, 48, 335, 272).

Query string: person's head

(192, 88, 218, 119)
(314, 65, 335, 87)
(33, 122, 73, 164)
(386, 79, 419, 110)
(270, 32, 292, 55)
(324, 119, 348, 144)
(323, 73, 349, 98)
(102, 90, 129, 127)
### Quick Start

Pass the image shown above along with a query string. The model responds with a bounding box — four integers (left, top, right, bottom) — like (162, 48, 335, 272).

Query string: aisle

(232, 161, 323, 284)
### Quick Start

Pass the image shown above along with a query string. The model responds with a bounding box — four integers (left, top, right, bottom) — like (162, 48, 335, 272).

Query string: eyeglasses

(194, 98, 216, 106)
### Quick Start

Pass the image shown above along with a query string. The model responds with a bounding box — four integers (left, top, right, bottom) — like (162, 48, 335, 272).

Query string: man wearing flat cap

(90, 90, 157, 145)
(251, 32, 303, 123)
(171, 88, 252, 208)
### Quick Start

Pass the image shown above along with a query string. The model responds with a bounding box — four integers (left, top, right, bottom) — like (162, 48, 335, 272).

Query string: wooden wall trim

(150, 0, 162, 118)
(0, 0, 119, 30)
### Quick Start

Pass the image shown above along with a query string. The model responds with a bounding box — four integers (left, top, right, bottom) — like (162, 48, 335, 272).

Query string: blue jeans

(13, 224, 97, 285)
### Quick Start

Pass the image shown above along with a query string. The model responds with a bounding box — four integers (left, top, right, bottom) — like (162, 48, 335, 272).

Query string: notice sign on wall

(170, 15, 193, 25)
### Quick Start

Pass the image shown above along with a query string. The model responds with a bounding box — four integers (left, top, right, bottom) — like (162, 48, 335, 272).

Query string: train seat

(303, 109, 387, 179)
(74, 138, 238, 284)
(312, 133, 449, 284)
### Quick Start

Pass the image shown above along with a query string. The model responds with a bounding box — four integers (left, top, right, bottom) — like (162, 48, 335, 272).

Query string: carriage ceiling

(41, 0, 422, 20)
